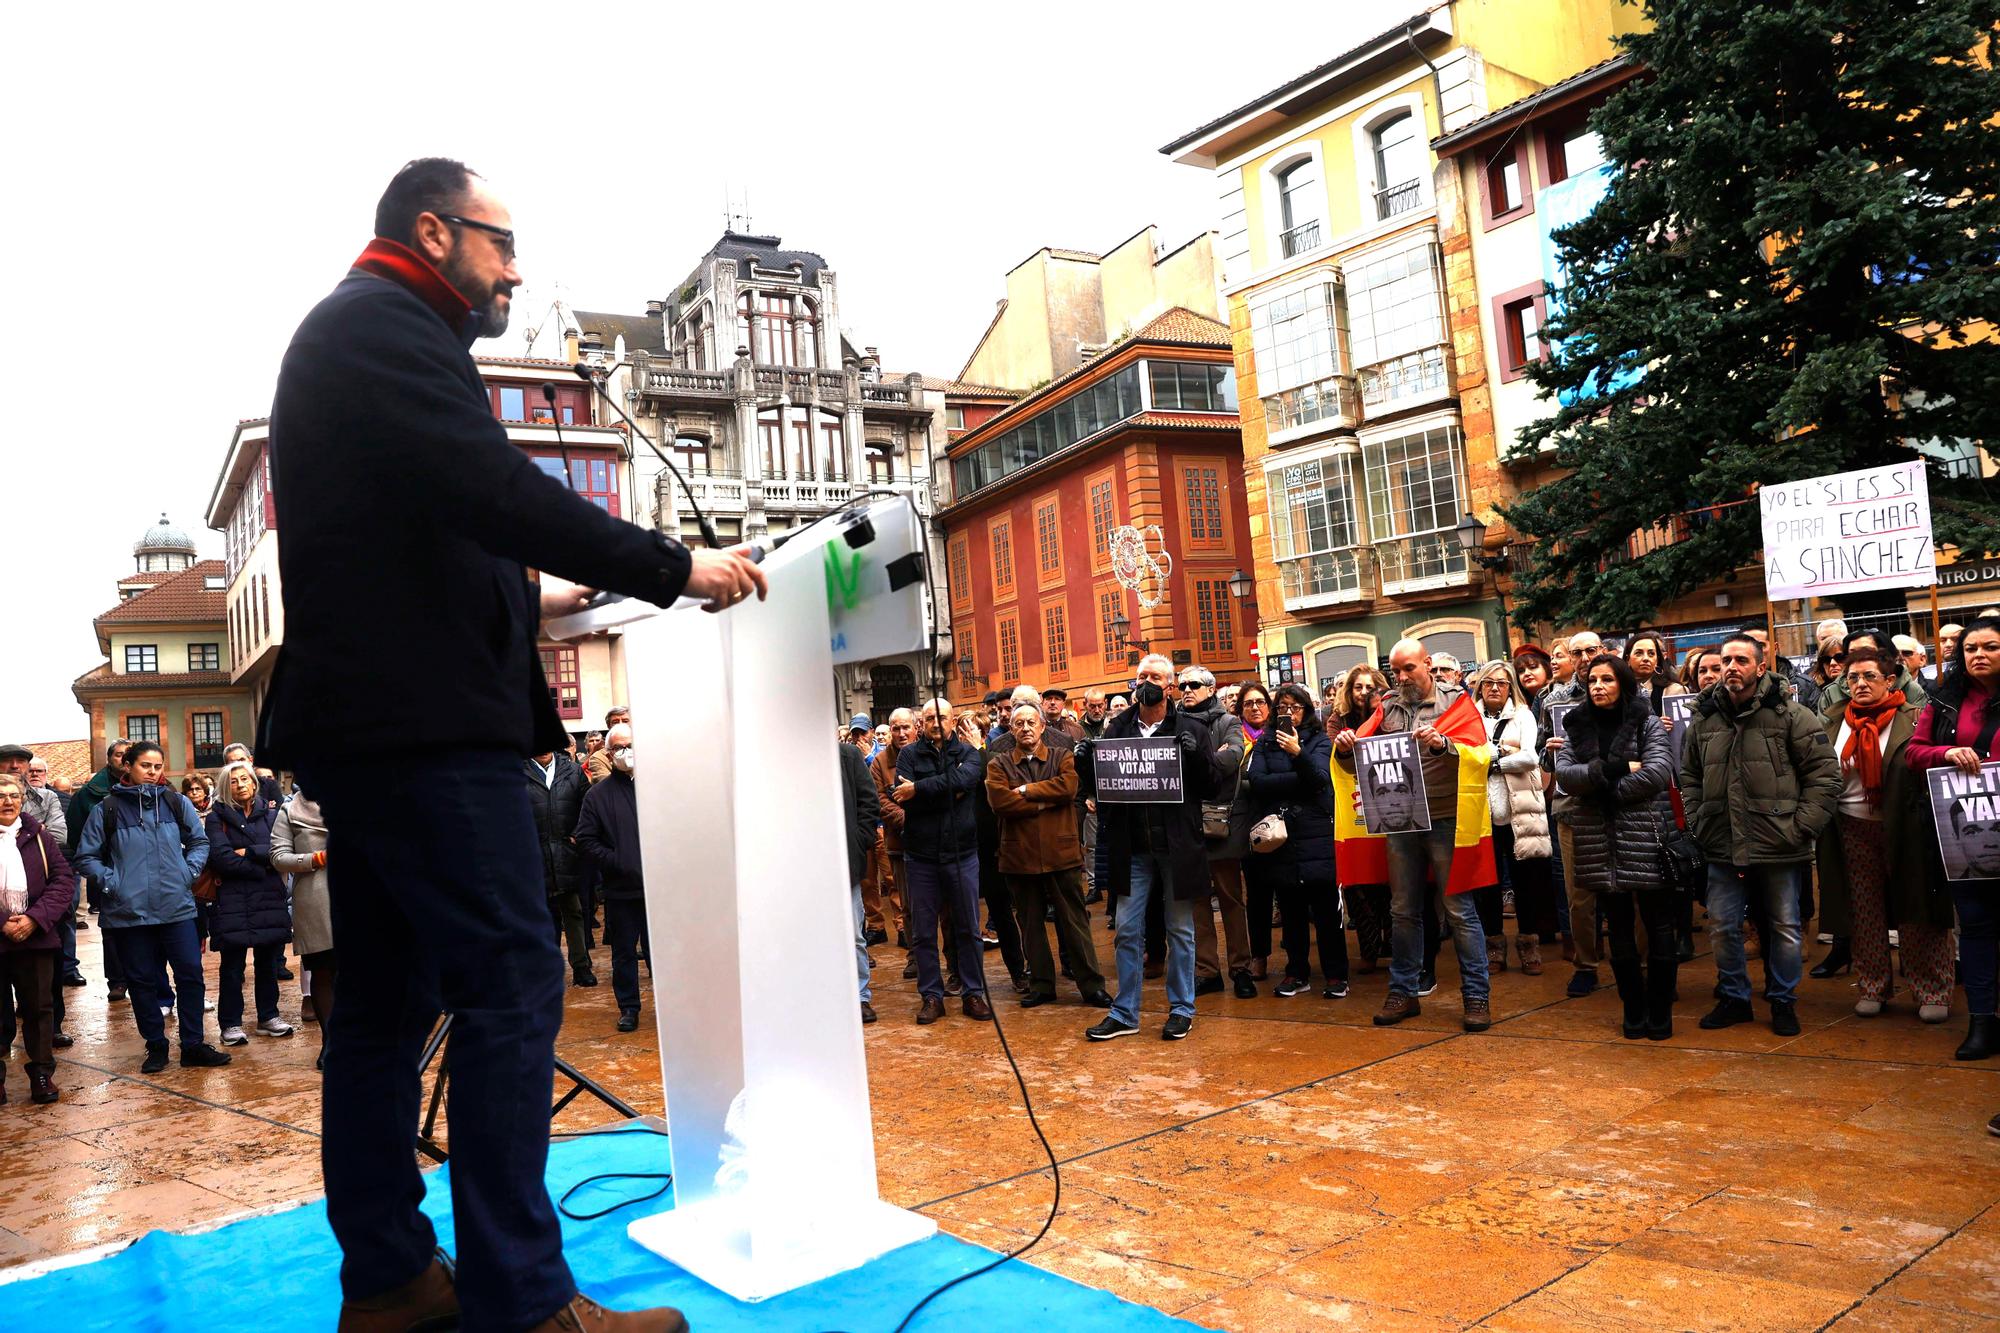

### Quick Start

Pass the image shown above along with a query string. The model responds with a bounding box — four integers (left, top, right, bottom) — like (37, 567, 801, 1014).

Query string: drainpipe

(1404, 15, 1447, 134)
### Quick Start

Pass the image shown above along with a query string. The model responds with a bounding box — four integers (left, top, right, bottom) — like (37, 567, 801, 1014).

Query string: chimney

(580, 331, 605, 355)
(645, 299, 665, 318)
(562, 328, 581, 364)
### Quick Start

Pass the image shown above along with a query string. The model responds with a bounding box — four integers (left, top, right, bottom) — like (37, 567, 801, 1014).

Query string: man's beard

(1397, 680, 1424, 702)
(442, 253, 511, 338)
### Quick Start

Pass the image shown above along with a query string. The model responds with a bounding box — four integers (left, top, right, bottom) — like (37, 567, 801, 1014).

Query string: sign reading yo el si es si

(1759, 461, 1936, 600)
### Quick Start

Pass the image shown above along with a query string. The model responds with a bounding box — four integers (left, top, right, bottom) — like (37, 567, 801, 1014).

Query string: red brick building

(940, 309, 1258, 702)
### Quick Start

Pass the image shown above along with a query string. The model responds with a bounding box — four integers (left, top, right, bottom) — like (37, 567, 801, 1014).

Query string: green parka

(1679, 672, 1843, 866)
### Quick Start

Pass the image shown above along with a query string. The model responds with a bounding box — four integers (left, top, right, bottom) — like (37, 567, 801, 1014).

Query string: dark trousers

(107, 919, 204, 1050)
(1279, 878, 1348, 983)
(298, 749, 574, 1326)
(1245, 860, 1278, 962)
(101, 912, 128, 987)
(1346, 884, 1390, 961)
(604, 896, 649, 1013)
(1476, 828, 1557, 940)
(548, 889, 590, 977)
(906, 853, 986, 1001)
(978, 850, 1026, 983)
(0, 951, 56, 1071)
(1954, 880, 2000, 1015)
(1006, 868, 1102, 997)
(1604, 889, 1680, 970)
(57, 907, 82, 982)
(218, 942, 283, 1028)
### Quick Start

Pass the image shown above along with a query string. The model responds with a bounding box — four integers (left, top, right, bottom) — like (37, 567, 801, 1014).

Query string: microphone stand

(571, 363, 721, 550)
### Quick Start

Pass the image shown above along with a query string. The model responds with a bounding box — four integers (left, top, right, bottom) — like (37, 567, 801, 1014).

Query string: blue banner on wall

(1538, 162, 1641, 407)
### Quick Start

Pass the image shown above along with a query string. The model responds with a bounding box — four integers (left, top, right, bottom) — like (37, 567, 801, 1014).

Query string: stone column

(735, 347, 766, 542)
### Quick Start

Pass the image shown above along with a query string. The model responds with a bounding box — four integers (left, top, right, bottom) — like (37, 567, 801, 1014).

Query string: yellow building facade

(1163, 0, 1642, 687)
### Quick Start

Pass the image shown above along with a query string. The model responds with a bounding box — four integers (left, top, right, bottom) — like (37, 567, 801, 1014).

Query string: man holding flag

(1334, 639, 1497, 1031)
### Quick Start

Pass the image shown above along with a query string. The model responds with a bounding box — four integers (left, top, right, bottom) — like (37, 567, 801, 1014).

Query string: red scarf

(351, 238, 474, 336)
(1842, 690, 1905, 802)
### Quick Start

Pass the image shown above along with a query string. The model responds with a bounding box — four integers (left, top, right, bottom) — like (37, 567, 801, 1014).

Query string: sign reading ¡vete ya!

(1759, 461, 1936, 600)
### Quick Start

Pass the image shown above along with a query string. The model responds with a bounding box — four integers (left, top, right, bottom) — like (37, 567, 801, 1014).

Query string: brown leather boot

(29, 1068, 58, 1104)
(529, 1294, 688, 1332)
(963, 992, 993, 1021)
(337, 1250, 460, 1332)
(1372, 992, 1420, 1026)
(916, 996, 946, 1025)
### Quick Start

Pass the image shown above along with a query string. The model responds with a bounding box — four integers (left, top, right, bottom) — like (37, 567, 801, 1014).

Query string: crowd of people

(0, 708, 656, 1106)
(832, 614, 2000, 1131)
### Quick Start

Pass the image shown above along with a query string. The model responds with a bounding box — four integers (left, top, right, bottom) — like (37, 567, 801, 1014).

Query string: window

(1346, 238, 1445, 369)
(191, 711, 226, 768)
(1363, 423, 1470, 589)
(1493, 284, 1548, 382)
(945, 406, 966, 432)
(125, 644, 158, 673)
(497, 386, 527, 421)
(1370, 112, 1425, 220)
(997, 613, 1021, 681)
(1147, 361, 1238, 413)
(1098, 586, 1125, 660)
(673, 435, 713, 474)
(1034, 499, 1062, 582)
(759, 418, 784, 476)
(1194, 578, 1235, 657)
(125, 715, 161, 744)
(538, 645, 582, 720)
(259, 574, 270, 641)
(1481, 141, 1532, 228)
(951, 363, 1142, 497)
(526, 450, 620, 515)
(1266, 451, 1365, 603)
(188, 643, 220, 672)
(867, 441, 895, 484)
(203, 574, 225, 590)
(1546, 123, 1606, 184)
(740, 292, 817, 367)
(948, 534, 972, 607)
(1088, 476, 1117, 569)
(1276, 158, 1323, 258)
(1248, 282, 1341, 396)
(1043, 603, 1070, 677)
(1182, 464, 1226, 550)
(1490, 153, 1524, 214)
(818, 418, 847, 481)
(991, 519, 1015, 596)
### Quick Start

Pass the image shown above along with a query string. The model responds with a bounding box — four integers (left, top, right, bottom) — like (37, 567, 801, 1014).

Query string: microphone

(540, 383, 574, 496)
(571, 363, 721, 550)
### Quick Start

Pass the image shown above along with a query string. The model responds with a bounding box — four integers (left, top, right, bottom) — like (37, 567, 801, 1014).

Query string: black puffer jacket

(523, 753, 588, 898)
(205, 800, 293, 948)
(1555, 703, 1675, 895)
(1243, 722, 1335, 889)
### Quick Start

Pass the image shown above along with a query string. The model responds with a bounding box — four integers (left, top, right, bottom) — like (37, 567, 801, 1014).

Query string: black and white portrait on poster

(1356, 733, 1431, 834)
(1929, 762, 2000, 882)
(1663, 694, 1697, 787)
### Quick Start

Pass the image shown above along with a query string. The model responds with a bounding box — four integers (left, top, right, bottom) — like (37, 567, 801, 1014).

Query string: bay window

(1265, 449, 1365, 605)
(1363, 421, 1469, 592)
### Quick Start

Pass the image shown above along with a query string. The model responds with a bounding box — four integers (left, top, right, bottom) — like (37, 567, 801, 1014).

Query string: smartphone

(1277, 716, 1297, 738)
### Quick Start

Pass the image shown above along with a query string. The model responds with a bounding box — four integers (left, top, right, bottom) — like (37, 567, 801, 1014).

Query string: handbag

(190, 863, 220, 906)
(1249, 810, 1289, 853)
(1652, 817, 1707, 895)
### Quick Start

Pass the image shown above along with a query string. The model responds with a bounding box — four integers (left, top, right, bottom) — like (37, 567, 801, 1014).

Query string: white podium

(550, 500, 936, 1301)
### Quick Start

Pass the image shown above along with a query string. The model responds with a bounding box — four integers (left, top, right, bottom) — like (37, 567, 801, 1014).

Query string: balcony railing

(861, 382, 918, 406)
(1376, 532, 1470, 596)
(1278, 547, 1371, 610)
(1357, 344, 1451, 411)
(1279, 219, 1322, 259)
(762, 478, 857, 508)
(1263, 373, 1358, 441)
(1374, 179, 1424, 221)
(679, 475, 748, 513)
(643, 366, 731, 397)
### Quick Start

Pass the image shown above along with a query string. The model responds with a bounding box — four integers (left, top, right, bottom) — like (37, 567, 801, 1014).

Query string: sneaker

(1566, 968, 1599, 998)
(1769, 1001, 1801, 1037)
(1323, 980, 1349, 1000)
(1463, 997, 1492, 1032)
(256, 1017, 296, 1038)
(1374, 992, 1420, 1026)
(140, 1043, 169, 1075)
(1085, 1016, 1140, 1041)
(1161, 1014, 1193, 1041)
(181, 1043, 232, 1068)
(1275, 977, 1310, 998)
(160, 1003, 174, 1018)
(220, 1026, 248, 1046)
(1417, 970, 1438, 998)
(203, 998, 215, 1013)
(1699, 997, 1754, 1030)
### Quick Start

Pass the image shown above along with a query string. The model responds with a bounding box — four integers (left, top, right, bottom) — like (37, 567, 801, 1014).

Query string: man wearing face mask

(573, 725, 649, 1035)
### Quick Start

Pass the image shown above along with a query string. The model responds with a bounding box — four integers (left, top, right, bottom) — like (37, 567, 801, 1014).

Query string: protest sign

(1928, 762, 2000, 883)
(1548, 701, 1580, 746)
(1356, 733, 1430, 834)
(1759, 461, 1936, 600)
(1662, 694, 1697, 787)
(1091, 736, 1185, 804)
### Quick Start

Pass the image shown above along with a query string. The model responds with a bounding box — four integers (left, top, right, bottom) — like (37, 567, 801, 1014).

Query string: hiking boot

(140, 1042, 169, 1074)
(527, 1292, 687, 1333)
(29, 1069, 58, 1105)
(337, 1248, 459, 1333)
(1516, 936, 1543, 976)
(1374, 992, 1420, 1026)
(1462, 997, 1492, 1032)
(963, 993, 993, 1021)
(916, 997, 946, 1026)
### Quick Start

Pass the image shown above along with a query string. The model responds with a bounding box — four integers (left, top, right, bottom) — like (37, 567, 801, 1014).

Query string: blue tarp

(0, 1132, 1207, 1332)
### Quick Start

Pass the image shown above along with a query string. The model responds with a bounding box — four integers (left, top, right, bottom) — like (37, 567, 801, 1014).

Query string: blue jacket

(76, 784, 208, 928)
(205, 800, 294, 949)
(895, 736, 983, 864)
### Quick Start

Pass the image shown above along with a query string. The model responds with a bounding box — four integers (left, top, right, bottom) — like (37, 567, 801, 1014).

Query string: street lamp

(1108, 610, 1149, 660)
(956, 651, 988, 688)
(1452, 512, 1514, 655)
(1227, 568, 1254, 602)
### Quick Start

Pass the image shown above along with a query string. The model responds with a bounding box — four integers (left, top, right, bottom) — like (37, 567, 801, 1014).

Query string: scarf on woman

(1240, 721, 1264, 745)
(0, 820, 27, 919)
(1841, 690, 1905, 804)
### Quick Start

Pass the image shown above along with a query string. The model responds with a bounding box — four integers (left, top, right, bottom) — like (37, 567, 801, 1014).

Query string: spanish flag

(1331, 691, 1497, 894)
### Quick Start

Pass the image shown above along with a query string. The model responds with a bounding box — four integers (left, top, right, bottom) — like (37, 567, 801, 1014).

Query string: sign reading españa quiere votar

(1090, 736, 1184, 804)
(1759, 460, 1937, 600)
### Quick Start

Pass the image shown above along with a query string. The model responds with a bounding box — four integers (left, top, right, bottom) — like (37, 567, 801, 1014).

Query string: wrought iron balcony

(1263, 374, 1358, 441)
(1278, 547, 1372, 610)
(1279, 219, 1322, 259)
(1357, 344, 1452, 412)
(1374, 179, 1424, 221)
(1375, 532, 1470, 596)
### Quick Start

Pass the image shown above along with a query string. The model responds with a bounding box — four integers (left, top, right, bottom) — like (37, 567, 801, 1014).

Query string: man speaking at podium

(258, 158, 764, 1333)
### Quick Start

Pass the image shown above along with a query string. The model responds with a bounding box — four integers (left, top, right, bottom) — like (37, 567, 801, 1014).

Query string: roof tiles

(95, 560, 228, 628)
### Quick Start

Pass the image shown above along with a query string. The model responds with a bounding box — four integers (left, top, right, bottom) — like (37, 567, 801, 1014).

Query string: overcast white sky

(2, 0, 1381, 744)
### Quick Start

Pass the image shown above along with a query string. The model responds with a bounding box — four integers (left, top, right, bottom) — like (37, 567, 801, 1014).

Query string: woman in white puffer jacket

(1470, 662, 1554, 975)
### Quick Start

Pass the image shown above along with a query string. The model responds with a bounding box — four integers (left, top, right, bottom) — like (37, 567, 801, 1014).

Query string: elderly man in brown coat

(987, 704, 1110, 1008)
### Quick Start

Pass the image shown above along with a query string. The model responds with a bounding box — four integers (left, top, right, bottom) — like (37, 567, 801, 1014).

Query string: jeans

(604, 897, 649, 1014)
(1953, 879, 2000, 1015)
(906, 853, 986, 1001)
(1386, 822, 1489, 1002)
(851, 883, 873, 1005)
(297, 748, 575, 1327)
(217, 942, 283, 1028)
(1111, 853, 1195, 1026)
(1706, 862, 1805, 1005)
(107, 918, 205, 1050)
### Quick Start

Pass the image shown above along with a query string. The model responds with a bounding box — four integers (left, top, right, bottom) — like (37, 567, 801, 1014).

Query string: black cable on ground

(550, 1126, 674, 1223)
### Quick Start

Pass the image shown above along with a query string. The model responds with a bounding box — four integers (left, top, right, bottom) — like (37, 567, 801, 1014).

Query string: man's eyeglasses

(437, 214, 516, 261)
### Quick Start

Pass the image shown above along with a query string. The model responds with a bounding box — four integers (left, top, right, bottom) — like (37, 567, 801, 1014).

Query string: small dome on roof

(134, 513, 197, 557)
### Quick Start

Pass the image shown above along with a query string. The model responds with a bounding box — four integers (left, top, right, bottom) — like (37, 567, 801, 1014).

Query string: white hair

(1011, 703, 1043, 722)
(1010, 684, 1041, 707)
(219, 761, 259, 794)
(1135, 652, 1175, 678)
